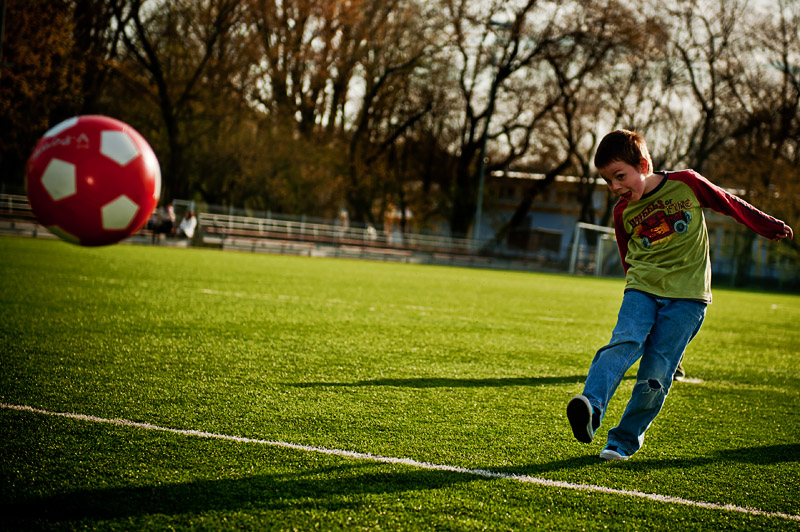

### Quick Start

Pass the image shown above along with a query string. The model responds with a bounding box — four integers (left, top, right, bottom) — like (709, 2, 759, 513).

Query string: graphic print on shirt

(628, 197, 693, 249)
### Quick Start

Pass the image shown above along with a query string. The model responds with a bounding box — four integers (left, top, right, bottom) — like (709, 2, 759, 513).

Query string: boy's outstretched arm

(675, 171, 793, 241)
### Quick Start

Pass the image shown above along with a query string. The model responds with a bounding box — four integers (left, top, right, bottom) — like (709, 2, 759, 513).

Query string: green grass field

(1, 235, 798, 531)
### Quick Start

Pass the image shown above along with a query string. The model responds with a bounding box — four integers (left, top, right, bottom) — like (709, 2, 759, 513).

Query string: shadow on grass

(499, 443, 800, 476)
(2, 464, 473, 527)
(713, 444, 800, 465)
(4, 443, 797, 527)
(288, 375, 616, 388)
(633, 443, 800, 469)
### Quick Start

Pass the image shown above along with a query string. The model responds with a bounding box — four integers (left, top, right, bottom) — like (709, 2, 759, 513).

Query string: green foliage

(1, 236, 798, 530)
(0, 0, 88, 192)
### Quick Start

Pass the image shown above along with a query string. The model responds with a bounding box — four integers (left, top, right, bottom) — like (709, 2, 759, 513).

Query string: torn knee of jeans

(639, 379, 665, 392)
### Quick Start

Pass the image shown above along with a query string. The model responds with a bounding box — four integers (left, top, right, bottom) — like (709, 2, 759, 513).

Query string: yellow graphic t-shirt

(613, 170, 789, 303)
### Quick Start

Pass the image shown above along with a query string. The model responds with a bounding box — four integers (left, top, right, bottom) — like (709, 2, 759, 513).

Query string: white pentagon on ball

(43, 117, 79, 138)
(100, 130, 140, 166)
(101, 194, 140, 230)
(41, 159, 77, 201)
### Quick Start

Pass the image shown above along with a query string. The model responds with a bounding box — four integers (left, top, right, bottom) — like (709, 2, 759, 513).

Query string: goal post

(568, 222, 620, 276)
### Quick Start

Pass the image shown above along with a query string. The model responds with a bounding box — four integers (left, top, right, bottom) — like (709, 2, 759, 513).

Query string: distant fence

(198, 211, 475, 254)
(4, 193, 797, 288)
(1, 194, 36, 223)
(0, 194, 43, 236)
(0, 194, 561, 272)
(194, 210, 564, 271)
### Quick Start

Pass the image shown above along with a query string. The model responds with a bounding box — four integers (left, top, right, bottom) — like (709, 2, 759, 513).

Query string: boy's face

(598, 158, 650, 203)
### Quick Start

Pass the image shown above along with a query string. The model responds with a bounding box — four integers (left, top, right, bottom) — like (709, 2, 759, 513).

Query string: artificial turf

(1, 236, 798, 530)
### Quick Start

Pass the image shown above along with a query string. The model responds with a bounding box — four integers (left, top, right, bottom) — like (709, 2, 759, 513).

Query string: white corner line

(2, 402, 797, 522)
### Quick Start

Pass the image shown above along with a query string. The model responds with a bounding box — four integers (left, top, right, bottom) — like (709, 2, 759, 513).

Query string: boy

(567, 129, 793, 460)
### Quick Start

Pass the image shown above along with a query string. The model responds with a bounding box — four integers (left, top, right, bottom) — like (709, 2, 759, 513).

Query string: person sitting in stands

(177, 210, 197, 240)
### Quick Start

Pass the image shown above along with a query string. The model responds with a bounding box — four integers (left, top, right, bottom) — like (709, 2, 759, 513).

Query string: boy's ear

(639, 156, 650, 174)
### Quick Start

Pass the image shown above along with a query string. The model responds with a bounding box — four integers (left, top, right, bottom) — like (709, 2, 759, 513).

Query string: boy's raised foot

(566, 395, 594, 443)
(599, 445, 629, 461)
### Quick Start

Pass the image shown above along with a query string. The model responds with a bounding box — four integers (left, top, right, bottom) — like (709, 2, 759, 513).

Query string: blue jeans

(583, 290, 706, 455)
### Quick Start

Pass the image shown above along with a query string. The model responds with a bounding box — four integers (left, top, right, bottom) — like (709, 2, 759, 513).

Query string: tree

(246, 0, 443, 225)
(639, 0, 799, 283)
(110, 0, 248, 201)
(655, 0, 748, 172)
(469, 0, 647, 243)
(343, 2, 444, 226)
(430, 0, 566, 237)
(0, 0, 98, 193)
(572, 5, 673, 227)
(708, 0, 800, 265)
(70, 0, 124, 115)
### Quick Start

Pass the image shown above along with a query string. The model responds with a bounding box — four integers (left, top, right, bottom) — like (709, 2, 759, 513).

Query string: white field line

(3, 404, 798, 522)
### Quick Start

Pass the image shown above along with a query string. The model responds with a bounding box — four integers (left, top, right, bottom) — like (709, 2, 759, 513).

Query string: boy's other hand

(775, 224, 794, 241)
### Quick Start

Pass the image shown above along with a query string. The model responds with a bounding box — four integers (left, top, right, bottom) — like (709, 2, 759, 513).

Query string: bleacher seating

(0, 193, 557, 271)
(197, 211, 482, 260)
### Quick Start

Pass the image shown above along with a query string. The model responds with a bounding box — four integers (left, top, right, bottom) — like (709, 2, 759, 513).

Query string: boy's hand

(775, 224, 794, 241)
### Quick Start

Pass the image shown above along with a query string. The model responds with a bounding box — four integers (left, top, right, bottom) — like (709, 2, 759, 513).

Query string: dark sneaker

(599, 445, 629, 461)
(567, 395, 594, 443)
(674, 361, 686, 381)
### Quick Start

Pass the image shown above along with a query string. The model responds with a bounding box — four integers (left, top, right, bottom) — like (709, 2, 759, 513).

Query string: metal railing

(0, 194, 33, 217)
(198, 211, 484, 255)
(0, 193, 489, 254)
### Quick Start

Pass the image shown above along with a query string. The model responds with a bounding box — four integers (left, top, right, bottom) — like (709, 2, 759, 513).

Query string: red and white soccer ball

(25, 115, 161, 246)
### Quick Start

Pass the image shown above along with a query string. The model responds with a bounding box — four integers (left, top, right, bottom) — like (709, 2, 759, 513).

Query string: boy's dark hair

(594, 129, 653, 174)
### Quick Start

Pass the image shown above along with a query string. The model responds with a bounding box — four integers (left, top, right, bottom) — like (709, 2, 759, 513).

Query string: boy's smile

(598, 159, 660, 203)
